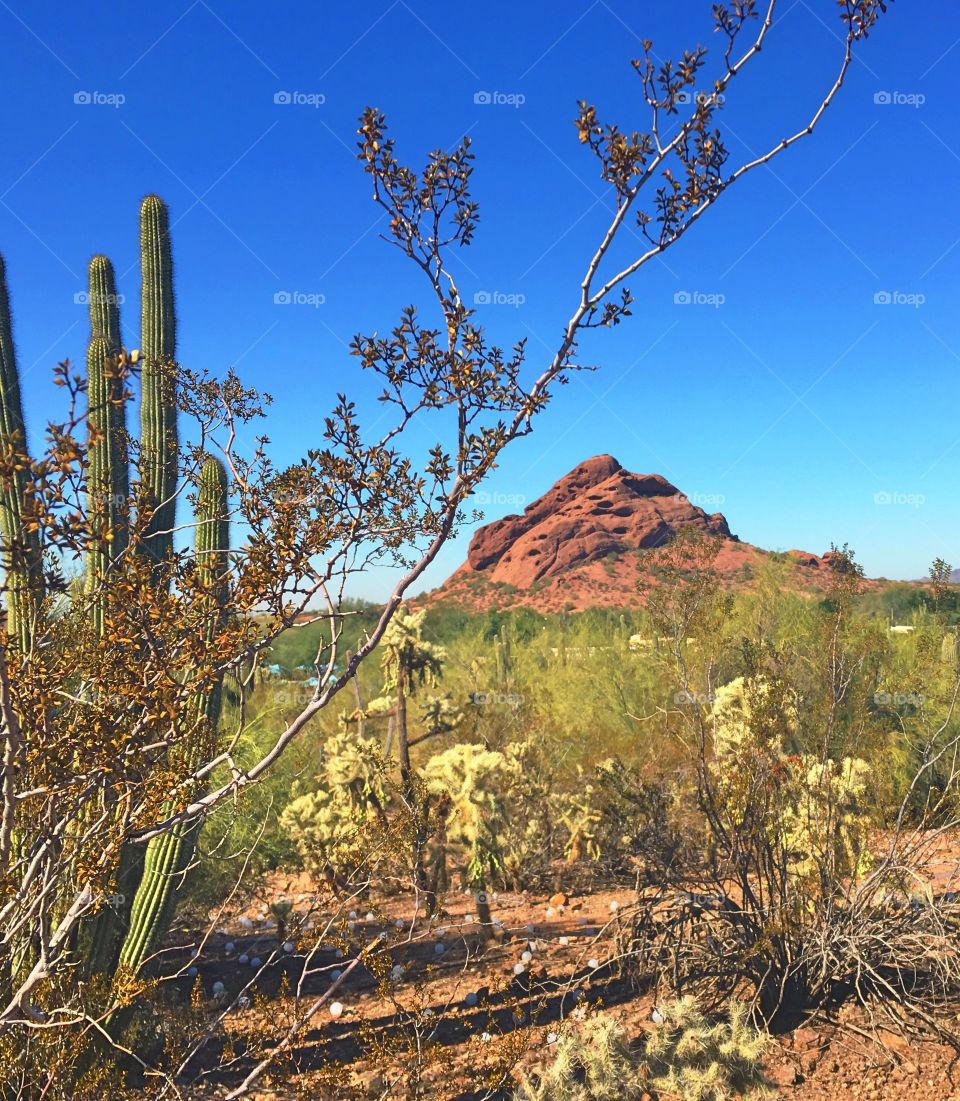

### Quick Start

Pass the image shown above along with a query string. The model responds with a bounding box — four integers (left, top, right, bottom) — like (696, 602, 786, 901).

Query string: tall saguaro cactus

(0, 254, 43, 650)
(85, 333, 129, 635)
(138, 195, 178, 567)
(117, 457, 229, 974)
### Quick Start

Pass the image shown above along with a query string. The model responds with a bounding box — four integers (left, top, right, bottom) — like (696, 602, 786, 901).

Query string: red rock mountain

(427, 455, 836, 613)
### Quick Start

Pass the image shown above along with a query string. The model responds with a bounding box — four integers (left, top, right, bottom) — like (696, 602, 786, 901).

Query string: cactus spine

(138, 195, 177, 568)
(0, 254, 43, 651)
(117, 457, 228, 973)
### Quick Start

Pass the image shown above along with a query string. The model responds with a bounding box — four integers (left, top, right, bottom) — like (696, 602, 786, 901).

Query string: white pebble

(238, 953, 249, 965)
(480, 1031, 492, 1043)
(282, 941, 295, 953)
(250, 957, 262, 969)
(609, 901, 619, 913)
(329, 1001, 344, 1018)
(224, 941, 236, 953)
(212, 980, 225, 995)
(365, 911, 375, 922)
(236, 994, 251, 1009)
(330, 969, 342, 981)
(521, 951, 533, 963)
(513, 962, 525, 975)
(394, 918, 405, 929)
(349, 911, 358, 920)
(545, 906, 556, 918)
(464, 991, 479, 1007)
(187, 966, 198, 978)
(558, 936, 570, 946)
(587, 958, 600, 970)
(238, 917, 253, 930)
(335, 948, 344, 959)
(547, 1031, 558, 1044)
(434, 943, 445, 955)
(652, 1007, 665, 1024)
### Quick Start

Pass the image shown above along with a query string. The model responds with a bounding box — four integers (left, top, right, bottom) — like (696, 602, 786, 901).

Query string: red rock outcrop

(465, 455, 736, 588)
(423, 455, 849, 614)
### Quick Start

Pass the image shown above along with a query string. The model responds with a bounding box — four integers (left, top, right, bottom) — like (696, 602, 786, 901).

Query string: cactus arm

(87, 254, 121, 350)
(0, 254, 43, 651)
(117, 458, 228, 974)
(85, 335, 129, 636)
(138, 195, 178, 568)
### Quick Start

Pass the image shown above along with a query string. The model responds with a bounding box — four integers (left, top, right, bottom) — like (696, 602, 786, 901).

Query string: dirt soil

(162, 872, 960, 1100)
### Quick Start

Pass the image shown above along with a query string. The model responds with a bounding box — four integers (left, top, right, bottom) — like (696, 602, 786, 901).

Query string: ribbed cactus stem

(88, 255, 121, 350)
(0, 254, 43, 650)
(117, 458, 228, 974)
(86, 336, 129, 636)
(138, 194, 177, 568)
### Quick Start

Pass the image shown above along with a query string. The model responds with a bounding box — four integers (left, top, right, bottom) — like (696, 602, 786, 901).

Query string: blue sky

(1, 1, 958, 596)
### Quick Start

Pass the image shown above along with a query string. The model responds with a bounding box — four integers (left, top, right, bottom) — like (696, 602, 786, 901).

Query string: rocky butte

(427, 455, 838, 613)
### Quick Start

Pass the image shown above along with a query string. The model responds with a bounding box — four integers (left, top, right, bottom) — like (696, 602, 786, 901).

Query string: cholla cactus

(710, 676, 798, 760)
(377, 604, 447, 693)
(280, 725, 388, 879)
(556, 769, 604, 864)
(420, 742, 518, 891)
(782, 754, 872, 883)
(710, 676, 872, 887)
(514, 1003, 769, 1101)
(644, 996, 771, 1101)
(514, 1014, 643, 1101)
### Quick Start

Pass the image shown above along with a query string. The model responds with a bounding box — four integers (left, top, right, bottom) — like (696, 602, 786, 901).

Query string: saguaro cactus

(117, 457, 229, 974)
(85, 334, 129, 635)
(138, 194, 178, 567)
(87, 254, 121, 350)
(0, 254, 43, 650)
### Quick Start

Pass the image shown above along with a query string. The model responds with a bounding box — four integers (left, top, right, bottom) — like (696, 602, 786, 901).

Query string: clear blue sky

(2, 1, 958, 596)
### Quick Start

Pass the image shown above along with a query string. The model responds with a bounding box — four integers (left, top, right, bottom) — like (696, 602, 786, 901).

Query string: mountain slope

(426, 455, 838, 613)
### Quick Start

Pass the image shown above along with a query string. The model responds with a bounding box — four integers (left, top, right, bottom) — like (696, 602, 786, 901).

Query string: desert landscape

(4, 1, 960, 1099)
